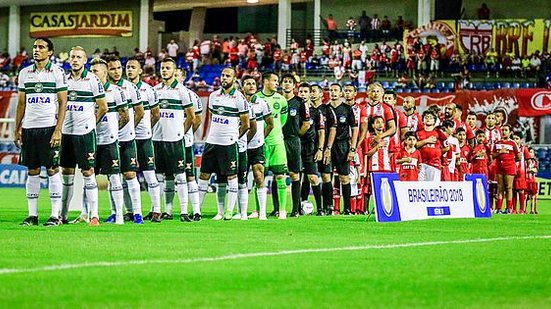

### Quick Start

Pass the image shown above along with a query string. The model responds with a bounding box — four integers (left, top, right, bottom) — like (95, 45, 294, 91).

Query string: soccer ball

(301, 201, 314, 215)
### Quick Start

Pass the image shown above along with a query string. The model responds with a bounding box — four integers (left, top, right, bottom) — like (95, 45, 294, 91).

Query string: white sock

(108, 185, 116, 215)
(48, 173, 62, 219)
(26, 175, 40, 217)
(81, 186, 88, 217)
(83, 175, 99, 219)
(109, 174, 124, 218)
(61, 174, 74, 219)
(157, 173, 165, 210)
(175, 173, 188, 215)
(127, 177, 142, 215)
(164, 179, 175, 215)
(198, 178, 210, 208)
(122, 178, 133, 213)
(257, 187, 267, 217)
(226, 178, 238, 214)
(238, 183, 248, 217)
(216, 183, 226, 216)
(188, 179, 201, 215)
(144, 170, 161, 213)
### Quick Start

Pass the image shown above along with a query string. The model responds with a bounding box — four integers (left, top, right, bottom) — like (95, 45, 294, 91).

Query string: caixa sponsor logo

(530, 91, 551, 111)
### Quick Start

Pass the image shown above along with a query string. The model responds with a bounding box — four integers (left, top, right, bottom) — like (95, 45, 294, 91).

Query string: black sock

(312, 184, 322, 212)
(271, 179, 279, 212)
(342, 183, 351, 212)
(292, 180, 301, 213)
(301, 176, 310, 202)
(322, 182, 332, 211)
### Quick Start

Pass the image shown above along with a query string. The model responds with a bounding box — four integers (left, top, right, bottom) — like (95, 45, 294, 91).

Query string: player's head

(466, 111, 477, 128)
(454, 104, 463, 119)
(501, 124, 512, 138)
(68, 46, 87, 72)
(427, 104, 441, 115)
(106, 55, 123, 82)
(444, 103, 456, 118)
(422, 110, 437, 127)
(369, 115, 385, 133)
(494, 110, 504, 125)
(485, 112, 496, 127)
(262, 72, 279, 92)
(220, 67, 237, 90)
(89, 57, 108, 83)
(311, 84, 323, 102)
(475, 129, 486, 144)
(33, 37, 54, 62)
(528, 147, 535, 158)
(125, 56, 143, 81)
(383, 89, 397, 106)
(343, 84, 357, 102)
(403, 96, 415, 112)
(174, 68, 185, 83)
(512, 131, 522, 144)
(160, 57, 177, 81)
(440, 119, 455, 136)
(297, 83, 311, 102)
(367, 82, 384, 103)
(281, 73, 295, 94)
(329, 83, 342, 101)
(241, 75, 257, 96)
(456, 127, 466, 142)
(404, 131, 417, 148)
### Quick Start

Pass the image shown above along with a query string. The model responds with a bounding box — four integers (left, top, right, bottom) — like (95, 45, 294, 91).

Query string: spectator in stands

(144, 51, 156, 74)
(12, 48, 27, 71)
(212, 35, 222, 64)
(200, 38, 212, 64)
(334, 64, 345, 83)
(346, 17, 357, 39)
(395, 16, 405, 37)
(485, 48, 498, 77)
(371, 14, 381, 31)
(304, 38, 314, 59)
(521, 55, 531, 78)
(167, 39, 179, 58)
(459, 67, 472, 89)
(381, 16, 392, 36)
(0, 72, 9, 87)
(351, 47, 363, 71)
(530, 52, 541, 76)
(158, 48, 167, 60)
(359, 40, 369, 62)
(358, 11, 371, 40)
(478, 3, 490, 19)
(0, 52, 10, 71)
(511, 55, 522, 77)
(321, 14, 338, 40)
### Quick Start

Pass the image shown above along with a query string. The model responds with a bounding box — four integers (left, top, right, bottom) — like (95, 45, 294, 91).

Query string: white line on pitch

(1, 235, 549, 276)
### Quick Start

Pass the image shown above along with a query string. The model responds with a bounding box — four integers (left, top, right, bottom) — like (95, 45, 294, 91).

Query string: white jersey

(247, 95, 272, 149)
(152, 79, 193, 142)
(97, 82, 126, 145)
(206, 87, 249, 146)
(237, 102, 254, 152)
(17, 61, 67, 129)
(63, 69, 105, 135)
(135, 80, 158, 140)
(183, 89, 203, 147)
(114, 78, 141, 142)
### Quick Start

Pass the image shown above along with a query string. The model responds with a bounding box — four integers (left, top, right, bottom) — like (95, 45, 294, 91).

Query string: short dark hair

(456, 127, 466, 134)
(368, 115, 385, 133)
(262, 71, 278, 82)
(35, 37, 54, 52)
(281, 73, 295, 82)
(106, 55, 121, 63)
(384, 89, 396, 97)
(330, 83, 342, 90)
(298, 82, 311, 90)
(161, 57, 176, 64)
(475, 129, 485, 136)
(467, 111, 477, 117)
(311, 84, 323, 91)
(343, 83, 357, 91)
(404, 131, 417, 140)
(422, 110, 437, 119)
(241, 75, 256, 84)
(455, 105, 463, 111)
(512, 131, 523, 139)
(441, 119, 455, 128)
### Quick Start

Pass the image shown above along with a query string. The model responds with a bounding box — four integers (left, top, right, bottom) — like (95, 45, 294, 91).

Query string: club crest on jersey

(289, 108, 297, 116)
(112, 159, 119, 167)
(87, 152, 95, 161)
(339, 115, 347, 123)
(68, 91, 78, 101)
(34, 83, 44, 92)
(160, 99, 169, 108)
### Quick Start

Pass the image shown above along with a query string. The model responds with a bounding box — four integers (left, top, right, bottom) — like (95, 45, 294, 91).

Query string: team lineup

(14, 38, 540, 227)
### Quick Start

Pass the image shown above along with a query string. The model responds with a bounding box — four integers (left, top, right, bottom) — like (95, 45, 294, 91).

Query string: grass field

(0, 187, 550, 308)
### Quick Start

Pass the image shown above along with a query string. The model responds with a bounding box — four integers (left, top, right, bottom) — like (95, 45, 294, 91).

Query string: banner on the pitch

(517, 89, 551, 117)
(536, 176, 551, 200)
(371, 173, 491, 222)
(29, 11, 133, 38)
(0, 164, 48, 188)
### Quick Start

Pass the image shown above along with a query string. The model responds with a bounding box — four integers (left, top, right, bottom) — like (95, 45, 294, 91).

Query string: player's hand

(406, 157, 412, 163)
(314, 150, 323, 162)
(427, 136, 437, 143)
(499, 148, 508, 154)
(14, 130, 22, 148)
(370, 135, 381, 147)
(323, 149, 331, 165)
(50, 129, 61, 148)
(347, 151, 355, 161)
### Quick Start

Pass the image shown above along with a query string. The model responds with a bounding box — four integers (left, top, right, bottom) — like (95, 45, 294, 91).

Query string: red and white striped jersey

(483, 126, 502, 151)
(366, 135, 394, 172)
(404, 111, 424, 133)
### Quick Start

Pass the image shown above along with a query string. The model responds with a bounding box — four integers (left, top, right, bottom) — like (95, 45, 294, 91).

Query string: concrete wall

(19, 0, 140, 56)
(462, 0, 551, 19)
(0, 7, 8, 52)
(320, 0, 418, 29)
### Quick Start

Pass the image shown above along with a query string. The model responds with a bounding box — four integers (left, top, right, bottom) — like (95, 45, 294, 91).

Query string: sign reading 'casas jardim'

(29, 11, 133, 38)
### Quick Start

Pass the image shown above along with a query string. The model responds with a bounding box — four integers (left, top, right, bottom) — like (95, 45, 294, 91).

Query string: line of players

(16, 38, 539, 227)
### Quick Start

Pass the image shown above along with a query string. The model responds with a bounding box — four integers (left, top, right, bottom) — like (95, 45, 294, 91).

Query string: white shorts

(418, 163, 442, 182)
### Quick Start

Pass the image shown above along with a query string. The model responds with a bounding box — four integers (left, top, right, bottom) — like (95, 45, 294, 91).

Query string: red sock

(350, 197, 357, 213)
(512, 192, 517, 212)
(519, 192, 526, 212)
(333, 184, 340, 212)
(507, 200, 513, 212)
(496, 198, 503, 210)
(357, 194, 364, 213)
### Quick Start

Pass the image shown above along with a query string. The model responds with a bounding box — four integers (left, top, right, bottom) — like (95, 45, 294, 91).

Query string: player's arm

(117, 105, 129, 129)
(238, 113, 250, 138)
(192, 110, 202, 132)
(133, 103, 145, 128)
(365, 142, 379, 158)
(183, 106, 195, 133)
(264, 115, 274, 138)
(14, 91, 26, 148)
(150, 105, 160, 128)
(315, 128, 325, 162)
(400, 127, 408, 140)
(416, 135, 436, 148)
(298, 103, 310, 136)
(95, 97, 108, 124)
(299, 119, 310, 136)
(357, 119, 368, 147)
(53, 90, 68, 147)
(247, 118, 257, 142)
(323, 127, 336, 164)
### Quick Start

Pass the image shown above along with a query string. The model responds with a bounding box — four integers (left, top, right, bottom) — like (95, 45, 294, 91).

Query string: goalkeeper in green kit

(256, 72, 289, 219)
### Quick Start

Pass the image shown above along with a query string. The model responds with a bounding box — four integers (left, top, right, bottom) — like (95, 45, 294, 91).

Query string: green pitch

(0, 188, 549, 308)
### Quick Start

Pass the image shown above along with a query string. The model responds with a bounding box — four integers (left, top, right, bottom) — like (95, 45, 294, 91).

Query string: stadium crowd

(14, 37, 541, 227)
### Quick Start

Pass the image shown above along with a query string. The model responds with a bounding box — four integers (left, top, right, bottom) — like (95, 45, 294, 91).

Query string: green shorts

(184, 145, 195, 177)
(19, 126, 60, 169)
(60, 130, 96, 170)
(264, 141, 288, 174)
(200, 143, 238, 176)
(119, 140, 138, 173)
(96, 142, 121, 175)
(218, 150, 248, 185)
(285, 138, 302, 173)
(154, 140, 186, 175)
(136, 138, 156, 171)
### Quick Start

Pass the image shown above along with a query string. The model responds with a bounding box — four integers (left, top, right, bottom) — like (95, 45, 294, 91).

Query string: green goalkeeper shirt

(255, 90, 288, 145)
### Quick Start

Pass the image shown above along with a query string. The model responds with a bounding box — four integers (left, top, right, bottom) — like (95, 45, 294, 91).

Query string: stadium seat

(512, 82, 521, 89)
(501, 82, 511, 89)
(537, 148, 547, 159)
(437, 82, 446, 89)
(395, 88, 404, 93)
(447, 82, 455, 90)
